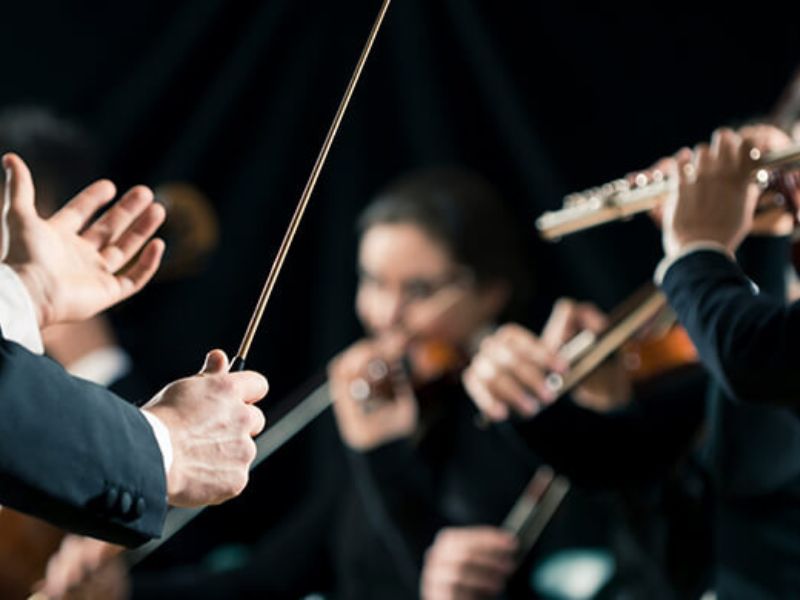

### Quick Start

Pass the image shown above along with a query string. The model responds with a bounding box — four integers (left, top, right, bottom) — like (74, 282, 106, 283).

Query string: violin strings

(234, 0, 392, 364)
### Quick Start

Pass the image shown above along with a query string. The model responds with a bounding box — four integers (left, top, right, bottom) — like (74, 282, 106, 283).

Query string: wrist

(655, 241, 735, 285)
(666, 233, 735, 258)
(10, 264, 51, 328)
(671, 236, 729, 258)
(141, 403, 181, 501)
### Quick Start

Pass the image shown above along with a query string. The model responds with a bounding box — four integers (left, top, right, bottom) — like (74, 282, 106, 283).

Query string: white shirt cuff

(654, 241, 734, 285)
(0, 264, 43, 353)
(141, 409, 174, 476)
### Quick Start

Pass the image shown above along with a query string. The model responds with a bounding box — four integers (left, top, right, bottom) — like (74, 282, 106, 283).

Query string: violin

(349, 337, 468, 413)
(348, 285, 473, 413)
(544, 283, 697, 400)
(620, 307, 698, 383)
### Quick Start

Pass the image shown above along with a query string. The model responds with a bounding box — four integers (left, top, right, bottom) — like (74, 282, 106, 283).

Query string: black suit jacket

(0, 333, 168, 546)
(661, 245, 800, 405)
(662, 238, 800, 597)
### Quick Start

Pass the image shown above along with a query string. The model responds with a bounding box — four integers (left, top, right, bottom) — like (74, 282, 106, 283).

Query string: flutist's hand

(2, 153, 165, 328)
(740, 125, 800, 236)
(662, 126, 794, 258)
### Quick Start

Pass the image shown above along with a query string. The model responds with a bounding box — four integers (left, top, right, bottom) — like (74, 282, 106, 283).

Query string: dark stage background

(3, 0, 799, 565)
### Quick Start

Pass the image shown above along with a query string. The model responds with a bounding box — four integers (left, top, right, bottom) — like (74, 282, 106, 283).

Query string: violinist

(658, 124, 800, 598)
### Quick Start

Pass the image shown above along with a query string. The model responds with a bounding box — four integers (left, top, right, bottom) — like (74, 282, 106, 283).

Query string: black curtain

(3, 1, 798, 393)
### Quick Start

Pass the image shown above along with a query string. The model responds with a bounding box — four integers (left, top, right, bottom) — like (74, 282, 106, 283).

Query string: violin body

(622, 325, 698, 383)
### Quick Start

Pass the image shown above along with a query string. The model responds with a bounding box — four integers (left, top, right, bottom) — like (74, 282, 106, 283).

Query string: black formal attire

(0, 333, 168, 546)
(662, 236, 800, 598)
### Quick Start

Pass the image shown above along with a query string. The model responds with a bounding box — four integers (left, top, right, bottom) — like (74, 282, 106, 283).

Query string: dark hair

(0, 106, 97, 210)
(357, 167, 532, 317)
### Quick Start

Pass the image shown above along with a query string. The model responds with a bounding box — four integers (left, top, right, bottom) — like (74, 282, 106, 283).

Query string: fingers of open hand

(82, 186, 154, 249)
(100, 200, 165, 272)
(2, 153, 37, 220)
(49, 179, 117, 232)
(112, 237, 165, 299)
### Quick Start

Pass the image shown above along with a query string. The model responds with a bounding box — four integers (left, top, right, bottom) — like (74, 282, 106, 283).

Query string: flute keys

(564, 193, 584, 208)
(612, 178, 630, 193)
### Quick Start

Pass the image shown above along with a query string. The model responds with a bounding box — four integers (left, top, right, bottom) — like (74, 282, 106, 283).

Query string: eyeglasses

(358, 267, 475, 311)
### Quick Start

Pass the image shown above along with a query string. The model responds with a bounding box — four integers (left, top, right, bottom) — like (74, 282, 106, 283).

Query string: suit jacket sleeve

(0, 334, 168, 546)
(661, 247, 800, 404)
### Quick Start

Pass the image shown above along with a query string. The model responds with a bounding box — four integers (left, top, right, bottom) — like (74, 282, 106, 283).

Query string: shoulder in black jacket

(0, 333, 167, 546)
